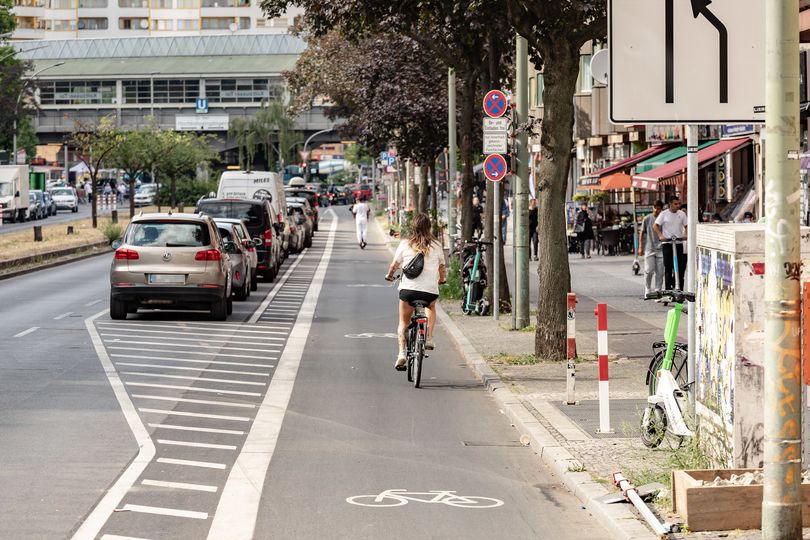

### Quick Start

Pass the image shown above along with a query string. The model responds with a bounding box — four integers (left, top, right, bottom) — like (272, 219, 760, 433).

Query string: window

(122, 79, 200, 104)
(238, 16, 249, 29)
(150, 0, 171, 7)
(176, 0, 198, 6)
(201, 0, 248, 6)
(150, 19, 173, 30)
(577, 54, 592, 93)
(271, 17, 288, 26)
(176, 19, 199, 30)
(48, 0, 76, 8)
(50, 19, 77, 31)
(79, 0, 107, 7)
(118, 0, 148, 6)
(529, 77, 536, 108)
(39, 80, 116, 105)
(536, 74, 544, 106)
(201, 17, 232, 29)
(205, 78, 281, 103)
(77, 17, 108, 29)
(119, 17, 148, 29)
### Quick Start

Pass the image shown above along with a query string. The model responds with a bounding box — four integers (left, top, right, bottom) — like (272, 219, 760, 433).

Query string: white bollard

(566, 293, 577, 405)
(595, 303, 612, 433)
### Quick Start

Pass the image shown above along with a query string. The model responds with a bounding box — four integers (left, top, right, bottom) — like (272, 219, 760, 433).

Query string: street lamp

(0, 44, 48, 64)
(303, 128, 334, 182)
(13, 61, 65, 163)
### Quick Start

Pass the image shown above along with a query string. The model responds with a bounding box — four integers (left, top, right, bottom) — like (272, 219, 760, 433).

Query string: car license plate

(149, 274, 185, 284)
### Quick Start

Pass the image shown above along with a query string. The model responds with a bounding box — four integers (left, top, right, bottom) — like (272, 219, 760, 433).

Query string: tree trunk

(90, 174, 98, 228)
(458, 72, 477, 242)
(170, 178, 177, 209)
(419, 162, 429, 215)
(534, 44, 580, 360)
(129, 177, 136, 218)
(430, 160, 439, 237)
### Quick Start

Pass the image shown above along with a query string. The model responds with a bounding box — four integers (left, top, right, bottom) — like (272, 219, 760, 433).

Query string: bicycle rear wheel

(413, 334, 424, 388)
(406, 328, 415, 382)
(647, 347, 688, 396)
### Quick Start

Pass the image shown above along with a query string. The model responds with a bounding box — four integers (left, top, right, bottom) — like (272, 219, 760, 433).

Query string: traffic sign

(483, 90, 508, 118)
(609, 0, 764, 123)
(380, 151, 389, 160)
(386, 156, 397, 166)
(483, 132, 508, 154)
(483, 117, 509, 132)
(483, 154, 508, 182)
(196, 98, 208, 114)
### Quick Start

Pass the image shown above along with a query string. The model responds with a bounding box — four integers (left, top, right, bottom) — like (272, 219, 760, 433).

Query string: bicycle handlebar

(466, 240, 493, 246)
(644, 290, 695, 303)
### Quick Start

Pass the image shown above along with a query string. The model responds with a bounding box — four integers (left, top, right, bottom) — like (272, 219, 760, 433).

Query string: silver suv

(109, 213, 234, 320)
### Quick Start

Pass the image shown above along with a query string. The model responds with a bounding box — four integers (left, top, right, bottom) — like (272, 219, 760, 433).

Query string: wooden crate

(672, 468, 810, 532)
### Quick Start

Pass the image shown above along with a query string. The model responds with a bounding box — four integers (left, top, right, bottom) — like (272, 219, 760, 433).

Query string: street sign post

(609, 0, 764, 123)
(483, 118, 509, 155)
(483, 90, 508, 119)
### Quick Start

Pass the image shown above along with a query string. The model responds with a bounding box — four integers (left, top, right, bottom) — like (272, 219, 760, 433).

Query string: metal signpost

(484, 152, 507, 321)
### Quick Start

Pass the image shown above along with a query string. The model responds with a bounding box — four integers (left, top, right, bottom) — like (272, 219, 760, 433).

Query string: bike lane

(251, 213, 609, 539)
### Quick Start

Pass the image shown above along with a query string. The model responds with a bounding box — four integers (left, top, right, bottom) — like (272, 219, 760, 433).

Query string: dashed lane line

(97, 322, 291, 334)
(156, 458, 226, 470)
(156, 440, 237, 451)
(120, 504, 208, 520)
(113, 354, 274, 369)
(101, 534, 153, 540)
(97, 327, 288, 339)
(115, 362, 270, 376)
(104, 340, 280, 353)
(141, 479, 219, 493)
(131, 395, 255, 409)
(147, 423, 244, 436)
(101, 332, 285, 344)
(126, 382, 262, 397)
(84, 299, 103, 307)
(108, 347, 276, 361)
(13, 327, 39, 338)
(121, 372, 266, 386)
(54, 311, 73, 320)
(138, 408, 251, 422)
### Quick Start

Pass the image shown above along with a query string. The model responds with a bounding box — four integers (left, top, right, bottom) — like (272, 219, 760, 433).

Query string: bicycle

(461, 239, 491, 316)
(384, 273, 432, 388)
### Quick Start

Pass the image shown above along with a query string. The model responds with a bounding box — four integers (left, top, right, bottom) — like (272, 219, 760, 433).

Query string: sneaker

(425, 338, 435, 350)
(395, 354, 406, 371)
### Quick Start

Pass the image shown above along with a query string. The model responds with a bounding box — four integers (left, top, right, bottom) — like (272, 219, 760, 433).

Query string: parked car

(287, 201, 313, 248)
(196, 198, 281, 282)
(30, 190, 49, 220)
(332, 186, 354, 205)
(134, 184, 158, 207)
(284, 188, 320, 232)
(42, 191, 57, 216)
(214, 218, 259, 291)
(27, 192, 40, 220)
(352, 183, 373, 202)
(109, 213, 233, 321)
(287, 204, 311, 249)
(215, 222, 251, 301)
(50, 186, 79, 213)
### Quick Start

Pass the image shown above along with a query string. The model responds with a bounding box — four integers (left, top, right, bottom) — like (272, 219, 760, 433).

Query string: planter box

(672, 468, 810, 531)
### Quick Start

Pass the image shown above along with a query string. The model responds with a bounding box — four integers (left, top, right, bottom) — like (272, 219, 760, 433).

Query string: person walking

(638, 200, 664, 295)
(574, 202, 594, 258)
(528, 198, 539, 261)
(84, 180, 92, 203)
(351, 196, 371, 249)
(653, 196, 688, 290)
(471, 196, 484, 238)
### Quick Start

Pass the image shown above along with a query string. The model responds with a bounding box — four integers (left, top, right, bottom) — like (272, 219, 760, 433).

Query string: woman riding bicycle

(385, 214, 446, 371)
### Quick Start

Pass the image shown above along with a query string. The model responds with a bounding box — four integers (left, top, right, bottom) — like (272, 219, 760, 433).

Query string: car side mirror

(14, 191, 19, 198)
(223, 241, 237, 254)
(252, 237, 262, 247)
(111, 239, 122, 249)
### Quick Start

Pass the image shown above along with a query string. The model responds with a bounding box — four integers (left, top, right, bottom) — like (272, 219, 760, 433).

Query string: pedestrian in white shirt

(352, 196, 371, 249)
(653, 196, 688, 290)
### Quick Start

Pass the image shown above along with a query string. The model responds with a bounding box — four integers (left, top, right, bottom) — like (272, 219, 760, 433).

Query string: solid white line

(139, 408, 251, 422)
(156, 439, 237, 451)
(208, 212, 338, 540)
(101, 332, 285, 344)
(97, 321, 290, 335)
(54, 312, 73, 320)
(156, 457, 226, 470)
(148, 423, 244, 435)
(84, 299, 102, 307)
(14, 327, 39, 338)
(104, 340, 280, 353)
(108, 347, 276, 361)
(113, 353, 274, 369)
(248, 248, 308, 324)
(121, 504, 208, 520)
(121, 372, 266, 386)
(141, 479, 218, 492)
(101, 535, 153, 540)
(71, 310, 156, 540)
(126, 382, 262, 397)
(97, 327, 285, 340)
(132, 394, 255, 409)
(116, 362, 270, 377)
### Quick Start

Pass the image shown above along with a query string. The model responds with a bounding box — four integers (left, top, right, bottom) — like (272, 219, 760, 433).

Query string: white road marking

(97, 321, 290, 335)
(14, 327, 39, 338)
(262, 309, 299, 313)
(122, 372, 267, 386)
(208, 211, 338, 540)
(139, 408, 251, 422)
(104, 340, 280, 353)
(120, 504, 208, 520)
(108, 347, 276, 361)
(267, 301, 299, 305)
(101, 332, 285, 344)
(173, 321, 292, 329)
(116, 362, 270, 377)
(131, 394, 255, 409)
(156, 439, 237, 451)
(148, 423, 244, 435)
(54, 312, 73, 320)
(126, 382, 262, 397)
(84, 299, 102, 307)
(72, 311, 156, 540)
(141, 479, 218, 492)
(101, 535, 153, 540)
(113, 353, 274, 369)
(97, 327, 285, 340)
(248, 248, 308, 324)
(156, 457, 226, 470)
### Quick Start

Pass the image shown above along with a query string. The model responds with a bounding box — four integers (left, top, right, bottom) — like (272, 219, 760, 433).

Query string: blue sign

(380, 151, 389, 160)
(722, 124, 754, 137)
(483, 154, 507, 182)
(386, 156, 397, 166)
(196, 98, 208, 114)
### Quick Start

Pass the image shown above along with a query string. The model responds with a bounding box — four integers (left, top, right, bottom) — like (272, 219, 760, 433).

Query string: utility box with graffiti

(695, 224, 810, 468)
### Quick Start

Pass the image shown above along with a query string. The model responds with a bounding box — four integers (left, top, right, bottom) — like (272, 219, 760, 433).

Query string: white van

(217, 170, 287, 224)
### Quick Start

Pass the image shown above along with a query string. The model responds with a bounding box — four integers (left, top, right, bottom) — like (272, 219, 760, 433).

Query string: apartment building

(11, 0, 302, 39)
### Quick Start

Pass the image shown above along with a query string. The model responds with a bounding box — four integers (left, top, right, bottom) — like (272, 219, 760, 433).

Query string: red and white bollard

(566, 293, 577, 405)
(595, 303, 612, 433)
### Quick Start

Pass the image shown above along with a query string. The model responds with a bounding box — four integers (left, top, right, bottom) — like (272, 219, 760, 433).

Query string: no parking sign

(483, 154, 507, 182)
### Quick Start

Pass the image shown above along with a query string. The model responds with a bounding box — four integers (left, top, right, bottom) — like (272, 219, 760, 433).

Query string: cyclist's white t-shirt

(654, 209, 687, 240)
(395, 239, 444, 295)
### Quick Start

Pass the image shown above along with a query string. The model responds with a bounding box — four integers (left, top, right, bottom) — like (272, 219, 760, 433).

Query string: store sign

(55, 92, 101, 100)
(175, 115, 229, 131)
(221, 90, 270, 99)
(722, 124, 755, 137)
(646, 124, 684, 143)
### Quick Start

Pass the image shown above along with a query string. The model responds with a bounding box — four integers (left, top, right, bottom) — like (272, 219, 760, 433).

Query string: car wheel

(72, 206, 78, 213)
(226, 297, 233, 315)
(305, 235, 312, 248)
(235, 278, 248, 301)
(250, 269, 258, 291)
(110, 295, 128, 320)
(210, 297, 227, 321)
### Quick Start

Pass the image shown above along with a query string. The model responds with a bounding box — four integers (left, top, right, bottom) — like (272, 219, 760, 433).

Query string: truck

(216, 170, 287, 226)
(0, 165, 29, 223)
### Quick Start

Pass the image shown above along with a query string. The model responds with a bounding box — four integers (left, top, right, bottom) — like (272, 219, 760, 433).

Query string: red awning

(631, 138, 752, 190)
(581, 144, 675, 180)
(600, 173, 633, 190)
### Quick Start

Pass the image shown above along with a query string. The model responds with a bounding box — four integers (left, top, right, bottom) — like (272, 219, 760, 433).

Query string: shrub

(155, 177, 219, 206)
(440, 257, 463, 300)
(102, 222, 123, 245)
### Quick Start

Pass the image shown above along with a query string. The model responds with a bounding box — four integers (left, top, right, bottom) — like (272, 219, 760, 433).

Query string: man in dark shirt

(529, 198, 538, 261)
(472, 196, 484, 238)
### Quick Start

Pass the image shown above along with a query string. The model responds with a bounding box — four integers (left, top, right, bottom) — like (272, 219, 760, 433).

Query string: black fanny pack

(402, 252, 425, 279)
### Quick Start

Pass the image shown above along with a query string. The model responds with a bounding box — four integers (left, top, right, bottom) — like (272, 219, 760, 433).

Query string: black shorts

(399, 289, 438, 306)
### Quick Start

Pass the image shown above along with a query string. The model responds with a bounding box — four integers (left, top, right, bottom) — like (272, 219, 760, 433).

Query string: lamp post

(303, 128, 334, 182)
(0, 44, 48, 64)
(13, 61, 65, 164)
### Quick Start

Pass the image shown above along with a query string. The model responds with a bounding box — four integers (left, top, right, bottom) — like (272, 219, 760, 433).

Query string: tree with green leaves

(228, 117, 252, 170)
(0, 10, 37, 163)
(251, 99, 298, 171)
(506, 0, 606, 359)
(155, 130, 216, 208)
(107, 124, 162, 218)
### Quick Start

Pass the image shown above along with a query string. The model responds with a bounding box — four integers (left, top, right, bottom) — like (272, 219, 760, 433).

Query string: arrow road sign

(610, 0, 764, 123)
(483, 154, 508, 182)
(483, 90, 508, 118)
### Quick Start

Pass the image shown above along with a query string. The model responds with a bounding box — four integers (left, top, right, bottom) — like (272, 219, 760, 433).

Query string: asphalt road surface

(0, 208, 609, 539)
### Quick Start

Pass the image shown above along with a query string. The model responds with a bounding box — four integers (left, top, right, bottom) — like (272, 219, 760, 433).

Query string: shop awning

(634, 140, 717, 174)
(600, 173, 633, 190)
(632, 138, 752, 191)
(580, 144, 675, 180)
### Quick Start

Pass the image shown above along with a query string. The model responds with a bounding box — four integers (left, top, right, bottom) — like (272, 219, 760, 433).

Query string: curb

(0, 242, 112, 281)
(436, 305, 657, 540)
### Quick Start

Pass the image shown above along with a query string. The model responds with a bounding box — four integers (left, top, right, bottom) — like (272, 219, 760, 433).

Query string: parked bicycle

(461, 239, 491, 316)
